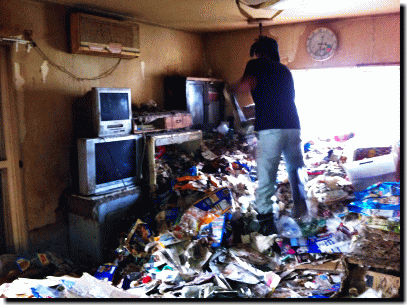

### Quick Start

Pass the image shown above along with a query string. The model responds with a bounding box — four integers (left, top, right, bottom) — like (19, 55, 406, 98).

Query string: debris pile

(0, 132, 400, 299)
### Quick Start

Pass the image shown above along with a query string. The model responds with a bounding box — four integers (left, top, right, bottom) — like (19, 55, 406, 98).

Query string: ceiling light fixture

(235, 0, 303, 24)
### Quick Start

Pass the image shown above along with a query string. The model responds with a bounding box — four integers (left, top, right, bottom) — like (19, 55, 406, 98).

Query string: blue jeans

(256, 129, 308, 217)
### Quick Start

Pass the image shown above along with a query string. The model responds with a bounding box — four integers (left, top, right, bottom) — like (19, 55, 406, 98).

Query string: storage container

(343, 154, 397, 191)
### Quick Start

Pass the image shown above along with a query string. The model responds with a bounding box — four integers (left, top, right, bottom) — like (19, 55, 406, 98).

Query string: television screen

(76, 134, 143, 195)
(95, 139, 138, 185)
(100, 92, 130, 121)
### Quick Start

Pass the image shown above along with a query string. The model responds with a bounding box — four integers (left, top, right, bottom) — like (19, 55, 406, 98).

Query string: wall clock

(306, 27, 338, 61)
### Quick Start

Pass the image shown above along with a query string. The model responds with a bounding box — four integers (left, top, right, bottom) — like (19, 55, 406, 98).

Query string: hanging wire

(31, 40, 123, 81)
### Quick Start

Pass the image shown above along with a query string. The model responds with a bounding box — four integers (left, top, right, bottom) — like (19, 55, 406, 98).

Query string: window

(292, 65, 400, 146)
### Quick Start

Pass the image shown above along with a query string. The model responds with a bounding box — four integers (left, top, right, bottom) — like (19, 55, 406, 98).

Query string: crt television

(77, 134, 143, 196)
(80, 87, 133, 137)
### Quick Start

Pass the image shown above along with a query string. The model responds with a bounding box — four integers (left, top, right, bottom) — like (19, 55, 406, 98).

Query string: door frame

(0, 45, 28, 253)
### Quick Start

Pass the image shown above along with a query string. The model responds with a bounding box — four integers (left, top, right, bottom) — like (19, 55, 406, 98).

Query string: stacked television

(74, 87, 143, 196)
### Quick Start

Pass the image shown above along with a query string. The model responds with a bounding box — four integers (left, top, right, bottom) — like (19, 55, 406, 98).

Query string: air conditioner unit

(70, 13, 140, 59)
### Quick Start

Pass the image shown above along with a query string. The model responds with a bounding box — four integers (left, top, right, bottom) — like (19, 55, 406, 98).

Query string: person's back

(232, 35, 309, 236)
(243, 57, 300, 130)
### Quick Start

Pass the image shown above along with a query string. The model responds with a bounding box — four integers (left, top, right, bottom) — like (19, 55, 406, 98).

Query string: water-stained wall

(203, 13, 400, 84)
(2, 0, 206, 231)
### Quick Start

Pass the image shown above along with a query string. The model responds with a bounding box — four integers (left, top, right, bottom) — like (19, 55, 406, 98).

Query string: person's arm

(229, 75, 256, 94)
(231, 75, 256, 94)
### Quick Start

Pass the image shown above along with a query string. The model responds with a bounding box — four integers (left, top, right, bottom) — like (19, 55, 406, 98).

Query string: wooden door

(0, 45, 28, 253)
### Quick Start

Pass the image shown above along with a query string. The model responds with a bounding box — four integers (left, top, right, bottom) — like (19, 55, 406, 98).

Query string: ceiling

(35, 0, 400, 33)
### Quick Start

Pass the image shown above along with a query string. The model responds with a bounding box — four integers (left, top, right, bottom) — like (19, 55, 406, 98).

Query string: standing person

(231, 35, 308, 236)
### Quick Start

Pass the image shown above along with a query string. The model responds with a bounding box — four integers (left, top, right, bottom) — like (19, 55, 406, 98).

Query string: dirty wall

(203, 13, 400, 110)
(1, 0, 206, 231)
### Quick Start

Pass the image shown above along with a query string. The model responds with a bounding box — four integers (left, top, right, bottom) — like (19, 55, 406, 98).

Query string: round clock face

(306, 27, 338, 61)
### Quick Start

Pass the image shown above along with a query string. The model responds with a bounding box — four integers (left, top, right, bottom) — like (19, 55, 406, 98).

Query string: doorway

(0, 174, 5, 253)
(0, 45, 28, 254)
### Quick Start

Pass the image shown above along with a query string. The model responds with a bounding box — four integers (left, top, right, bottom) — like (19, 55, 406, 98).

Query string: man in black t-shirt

(232, 36, 308, 235)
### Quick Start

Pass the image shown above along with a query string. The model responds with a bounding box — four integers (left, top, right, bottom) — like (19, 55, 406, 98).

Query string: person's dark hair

(250, 35, 280, 62)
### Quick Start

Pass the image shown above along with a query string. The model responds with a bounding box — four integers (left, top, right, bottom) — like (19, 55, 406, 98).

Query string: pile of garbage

(0, 132, 400, 299)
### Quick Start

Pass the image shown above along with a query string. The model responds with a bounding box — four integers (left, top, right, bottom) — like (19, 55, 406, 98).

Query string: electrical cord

(31, 40, 123, 81)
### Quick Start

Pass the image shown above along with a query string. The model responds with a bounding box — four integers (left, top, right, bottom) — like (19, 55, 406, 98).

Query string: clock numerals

(306, 28, 338, 61)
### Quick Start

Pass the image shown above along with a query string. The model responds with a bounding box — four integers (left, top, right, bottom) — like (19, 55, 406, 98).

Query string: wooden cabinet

(164, 76, 225, 131)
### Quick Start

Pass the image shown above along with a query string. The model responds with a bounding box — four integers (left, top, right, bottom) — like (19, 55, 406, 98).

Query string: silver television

(77, 134, 143, 195)
(84, 87, 133, 137)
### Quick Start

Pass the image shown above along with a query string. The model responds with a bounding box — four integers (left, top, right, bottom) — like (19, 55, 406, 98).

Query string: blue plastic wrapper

(93, 263, 118, 281)
(306, 233, 352, 254)
(234, 160, 252, 172)
(348, 182, 400, 218)
(310, 283, 341, 296)
(348, 198, 400, 212)
(122, 272, 143, 290)
(61, 279, 76, 290)
(31, 285, 62, 298)
(354, 182, 400, 200)
(188, 166, 198, 176)
(304, 142, 312, 153)
(347, 204, 400, 219)
(200, 213, 232, 248)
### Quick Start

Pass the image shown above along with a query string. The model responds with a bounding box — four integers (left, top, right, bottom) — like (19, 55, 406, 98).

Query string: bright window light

(292, 65, 400, 146)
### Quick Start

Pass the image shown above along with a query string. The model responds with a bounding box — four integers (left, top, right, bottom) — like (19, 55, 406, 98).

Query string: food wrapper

(354, 182, 400, 200)
(199, 213, 232, 248)
(93, 263, 118, 282)
(155, 231, 183, 247)
(363, 216, 400, 233)
(15, 257, 30, 272)
(347, 198, 400, 219)
(176, 188, 232, 237)
(306, 233, 352, 254)
(126, 219, 155, 255)
(177, 206, 210, 236)
(193, 187, 233, 214)
(347, 182, 400, 220)
(37, 253, 50, 266)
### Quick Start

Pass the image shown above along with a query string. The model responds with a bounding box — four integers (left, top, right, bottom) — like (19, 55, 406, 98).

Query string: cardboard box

(154, 114, 192, 130)
(295, 259, 344, 272)
(364, 271, 400, 298)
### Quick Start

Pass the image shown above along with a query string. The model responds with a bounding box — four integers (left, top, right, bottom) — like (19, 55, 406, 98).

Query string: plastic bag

(276, 216, 303, 238)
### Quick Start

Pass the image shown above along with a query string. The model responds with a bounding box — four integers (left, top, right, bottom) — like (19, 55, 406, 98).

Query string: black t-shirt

(243, 57, 300, 131)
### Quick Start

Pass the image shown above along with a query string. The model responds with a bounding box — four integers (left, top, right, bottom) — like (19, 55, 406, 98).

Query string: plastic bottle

(271, 196, 280, 221)
(276, 216, 303, 238)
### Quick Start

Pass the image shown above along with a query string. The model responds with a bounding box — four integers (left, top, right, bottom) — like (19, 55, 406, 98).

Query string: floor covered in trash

(0, 130, 401, 299)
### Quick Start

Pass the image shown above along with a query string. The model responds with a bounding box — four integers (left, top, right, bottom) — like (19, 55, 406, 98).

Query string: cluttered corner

(0, 130, 401, 299)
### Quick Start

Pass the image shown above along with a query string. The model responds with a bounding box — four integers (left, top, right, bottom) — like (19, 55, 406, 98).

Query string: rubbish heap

(0, 131, 400, 299)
